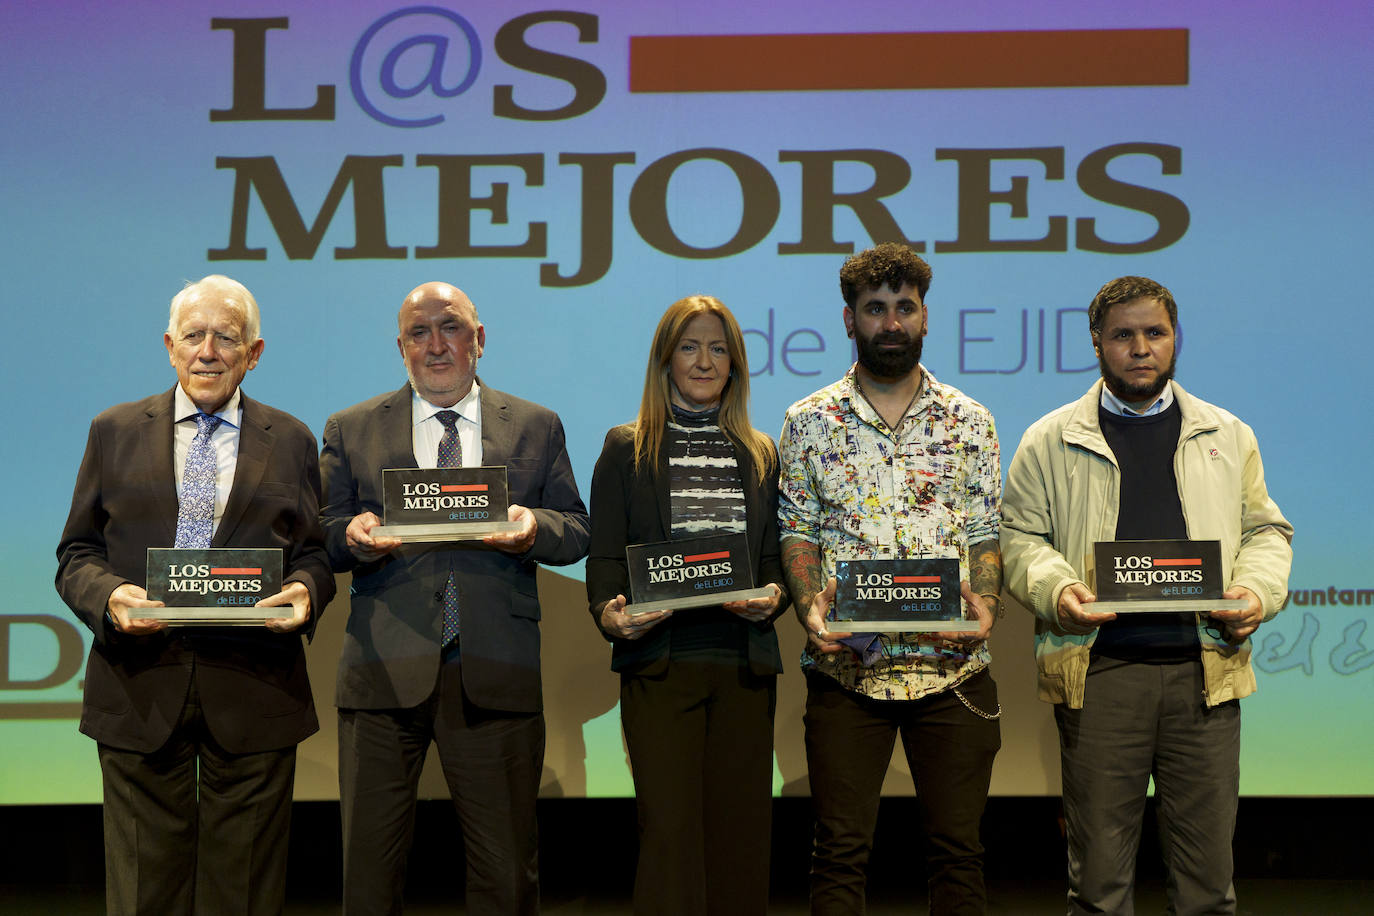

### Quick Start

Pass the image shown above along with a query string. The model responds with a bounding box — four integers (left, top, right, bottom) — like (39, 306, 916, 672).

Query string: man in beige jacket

(1001, 276, 1292, 916)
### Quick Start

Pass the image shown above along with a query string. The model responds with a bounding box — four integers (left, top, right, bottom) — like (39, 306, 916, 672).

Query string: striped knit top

(665, 404, 747, 660)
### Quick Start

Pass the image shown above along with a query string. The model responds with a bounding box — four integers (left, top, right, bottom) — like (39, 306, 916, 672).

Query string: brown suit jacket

(56, 388, 334, 754)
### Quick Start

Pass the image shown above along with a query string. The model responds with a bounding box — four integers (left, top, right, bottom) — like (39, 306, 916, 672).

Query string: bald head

(398, 282, 478, 330)
(397, 281, 485, 407)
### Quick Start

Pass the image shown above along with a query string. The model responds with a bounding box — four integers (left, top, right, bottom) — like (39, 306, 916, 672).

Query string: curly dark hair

(1088, 276, 1178, 339)
(838, 242, 932, 307)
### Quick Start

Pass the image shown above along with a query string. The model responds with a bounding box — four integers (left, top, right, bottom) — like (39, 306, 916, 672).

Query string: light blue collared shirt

(1100, 381, 1175, 417)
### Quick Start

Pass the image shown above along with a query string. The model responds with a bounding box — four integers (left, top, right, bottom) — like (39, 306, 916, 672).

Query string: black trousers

(620, 659, 777, 916)
(803, 668, 1001, 916)
(98, 677, 297, 916)
(339, 656, 544, 916)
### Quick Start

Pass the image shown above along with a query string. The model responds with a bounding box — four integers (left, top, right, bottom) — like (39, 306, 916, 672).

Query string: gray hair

(167, 275, 261, 345)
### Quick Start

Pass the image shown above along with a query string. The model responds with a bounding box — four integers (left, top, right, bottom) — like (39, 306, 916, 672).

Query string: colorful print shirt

(778, 365, 1001, 700)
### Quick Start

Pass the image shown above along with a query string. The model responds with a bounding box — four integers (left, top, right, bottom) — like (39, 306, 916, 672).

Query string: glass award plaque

(832, 557, 979, 632)
(1088, 539, 1248, 613)
(622, 532, 772, 615)
(140, 548, 283, 626)
(369, 467, 521, 542)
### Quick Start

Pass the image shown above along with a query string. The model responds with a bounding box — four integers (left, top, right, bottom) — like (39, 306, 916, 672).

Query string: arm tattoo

(781, 536, 824, 621)
(969, 537, 1004, 617)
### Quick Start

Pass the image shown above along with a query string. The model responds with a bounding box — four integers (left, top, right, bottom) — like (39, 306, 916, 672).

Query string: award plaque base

(370, 521, 522, 542)
(829, 618, 982, 633)
(624, 586, 773, 616)
(138, 607, 279, 626)
(1087, 598, 1249, 614)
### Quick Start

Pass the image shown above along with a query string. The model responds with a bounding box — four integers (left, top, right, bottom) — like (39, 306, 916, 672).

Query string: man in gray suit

(320, 281, 590, 915)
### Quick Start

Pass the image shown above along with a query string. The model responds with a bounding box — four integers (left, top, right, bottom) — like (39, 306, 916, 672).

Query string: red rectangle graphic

(684, 550, 732, 563)
(630, 28, 1187, 92)
(440, 484, 489, 492)
(1151, 558, 1201, 566)
(210, 567, 262, 575)
(893, 575, 942, 583)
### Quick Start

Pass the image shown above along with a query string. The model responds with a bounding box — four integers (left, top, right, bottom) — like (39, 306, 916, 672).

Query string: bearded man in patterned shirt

(778, 243, 1003, 916)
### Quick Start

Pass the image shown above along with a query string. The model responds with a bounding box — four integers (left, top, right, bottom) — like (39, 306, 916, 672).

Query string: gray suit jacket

(320, 381, 590, 713)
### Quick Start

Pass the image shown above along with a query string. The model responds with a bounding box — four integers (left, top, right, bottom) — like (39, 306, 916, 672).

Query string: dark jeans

(1056, 656, 1240, 916)
(804, 667, 1001, 916)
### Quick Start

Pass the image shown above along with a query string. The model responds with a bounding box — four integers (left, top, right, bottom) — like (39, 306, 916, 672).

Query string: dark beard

(1099, 351, 1178, 404)
(856, 330, 923, 380)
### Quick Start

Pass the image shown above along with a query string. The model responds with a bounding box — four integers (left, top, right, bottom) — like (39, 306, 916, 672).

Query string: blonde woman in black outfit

(587, 295, 789, 916)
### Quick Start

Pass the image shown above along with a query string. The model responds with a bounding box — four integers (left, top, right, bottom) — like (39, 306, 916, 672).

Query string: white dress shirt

(172, 385, 242, 537)
(411, 382, 483, 469)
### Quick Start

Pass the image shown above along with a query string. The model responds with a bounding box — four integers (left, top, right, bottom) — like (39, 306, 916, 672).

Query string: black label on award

(834, 558, 962, 626)
(381, 467, 509, 526)
(626, 533, 752, 604)
(1093, 539, 1224, 601)
(145, 548, 283, 608)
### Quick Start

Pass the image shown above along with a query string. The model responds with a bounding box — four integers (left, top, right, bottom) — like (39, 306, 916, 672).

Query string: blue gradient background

(2, 1, 1370, 801)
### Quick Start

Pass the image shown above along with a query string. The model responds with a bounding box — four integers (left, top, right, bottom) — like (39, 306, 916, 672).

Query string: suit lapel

(215, 393, 273, 546)
(734, 436, 762, 559)
(478, 381, 511, 465)
(654, 426, 672, 538)
(379, 383, 420, 470)
(144, 389, 181, 546)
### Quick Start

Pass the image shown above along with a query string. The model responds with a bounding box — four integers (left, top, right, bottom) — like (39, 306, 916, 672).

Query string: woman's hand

(599, 594, 673, 639)
(723, 582, 782, 623)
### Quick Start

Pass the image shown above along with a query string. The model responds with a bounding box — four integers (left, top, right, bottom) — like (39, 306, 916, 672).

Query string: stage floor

(6, 797, 1366, 913)
(6, 879, 1374, 914)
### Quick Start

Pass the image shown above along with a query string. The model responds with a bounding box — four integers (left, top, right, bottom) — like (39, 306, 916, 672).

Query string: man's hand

(935, 582, 995, 645)
(345, 511, 401, 562)
(107, 583, 166, 635)
(258, 580, 312, 633)
(1209, 585, 1263, 642)
(723, 583, 782, 623)
(599, 594, 673, 640)
(801, 577, 851, 654)
(1056, 581, 1116, 634)
(483, 504, 537, 554)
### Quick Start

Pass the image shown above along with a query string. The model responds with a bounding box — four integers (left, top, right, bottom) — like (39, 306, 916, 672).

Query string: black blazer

(586, 423, 790, 676)
(320, 382, 590, 714)
(55, 389, 334, 754)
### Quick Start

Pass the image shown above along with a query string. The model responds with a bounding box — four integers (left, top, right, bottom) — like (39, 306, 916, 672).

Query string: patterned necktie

(436, 410, 462, 645)
(175, 413, 223, 548)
